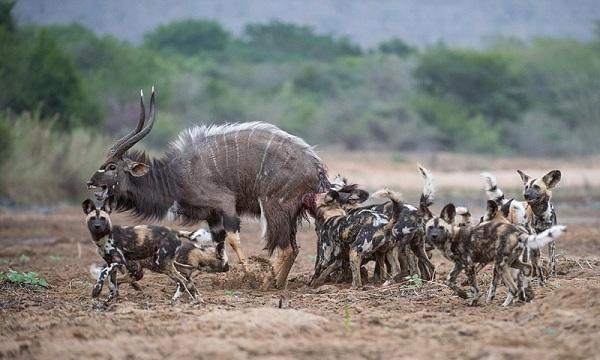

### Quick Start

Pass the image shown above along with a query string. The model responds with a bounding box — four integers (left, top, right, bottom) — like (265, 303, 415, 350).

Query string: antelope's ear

(486, 200, 499, 218)
(82, 199, 96, 215)
(542, 170, 561, 189)
(124, 158, 150, 177)
(440, 203, 456, 223)
(102, 196, 115, 214)
(516, 170, 530, 185)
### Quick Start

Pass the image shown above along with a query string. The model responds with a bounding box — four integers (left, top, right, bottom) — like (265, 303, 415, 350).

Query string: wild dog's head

(314, 190, 346, 221)
(87, 89, 156, 201)
(517, 170, 561, 203)
(329, 176, 370, 209)
(425, 203, 456, 246)
(82, 197, 114, 239)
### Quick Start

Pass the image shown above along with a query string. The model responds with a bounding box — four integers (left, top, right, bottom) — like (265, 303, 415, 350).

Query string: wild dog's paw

(91, 284, 103, 298)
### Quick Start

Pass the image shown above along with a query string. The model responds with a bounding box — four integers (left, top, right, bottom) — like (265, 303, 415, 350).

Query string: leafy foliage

(1, 270, 49, 288)
(378, 38, 415, 57)
(144, 19, 230, 56)
(414, 46, 528, 123)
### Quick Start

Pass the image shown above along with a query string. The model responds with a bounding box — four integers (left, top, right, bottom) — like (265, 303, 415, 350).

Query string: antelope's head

(87, 88, 157, 201)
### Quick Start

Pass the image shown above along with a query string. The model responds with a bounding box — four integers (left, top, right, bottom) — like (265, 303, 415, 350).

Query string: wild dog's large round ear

(101, 196, 115, 214)
(486, 200, 499, 218)
(347, 188, 369, 205)
(325, 189, 340, 203)
(517, 170, 530, 185)
(420, 205, 433, 220)
(440, 203, 456, 223)
(500, 199, 512, 218)
(542, 170, 561, 189)
(82, 199, 96, 215)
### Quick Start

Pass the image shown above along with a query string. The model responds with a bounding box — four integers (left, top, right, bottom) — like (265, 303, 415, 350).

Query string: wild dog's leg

(349, 249, 363, 289)
(92, 263, 108, 298)
(529, 248, 545, 284)
(410, 241, 435, 281)
(106, 266, 120, 303)
(510, 258, 533, 301)
(374, 252, 387, 282)
(500, 264, 519, 307)
(446, 263, 468, 299)
(464, 261, 480, 306)
(486, 264, 502, 304)
(548, 241, 556, 276)
(385, 247, 402, 282)
(397, 245, 411, 278)
(165, 264, 200, 302)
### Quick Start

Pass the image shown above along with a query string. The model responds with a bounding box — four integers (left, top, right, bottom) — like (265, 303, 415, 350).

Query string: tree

(414, 46, 528, 123)
(241, 21, 362, 62)
(378, 38, 414, 57)
(0, 0, 15, 32)
(144, 19, 230, 56)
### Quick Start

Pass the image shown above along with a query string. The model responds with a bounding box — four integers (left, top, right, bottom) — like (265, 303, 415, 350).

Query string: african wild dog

(82, 197, 222, 303)
(482, 170, 561, 281)
(425, 200, 566, 306)
(92, 228, 229, 301)
(311, 188, 403, 288)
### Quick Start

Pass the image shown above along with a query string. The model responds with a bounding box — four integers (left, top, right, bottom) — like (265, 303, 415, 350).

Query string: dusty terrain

(1, 153, 599, 359)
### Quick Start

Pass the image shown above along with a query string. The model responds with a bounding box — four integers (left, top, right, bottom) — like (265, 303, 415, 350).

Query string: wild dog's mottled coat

(83, 198, 222, 303)
(425, 200, 566, 306)
(312, 189, 403, 288)
(482, 170, 561, 280)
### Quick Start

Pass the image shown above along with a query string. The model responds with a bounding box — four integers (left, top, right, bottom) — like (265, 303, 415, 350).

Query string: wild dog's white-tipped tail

(417, 164, 435, 206)
(527, 225, 567, 249)
(371, 189, 402, 204)
(89, 263, 104, 280)
(481, 172, 506, 204)
(455, 206, 472, 225)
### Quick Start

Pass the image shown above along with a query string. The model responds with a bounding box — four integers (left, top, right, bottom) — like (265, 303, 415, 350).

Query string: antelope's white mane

(172, 121, 321, 162)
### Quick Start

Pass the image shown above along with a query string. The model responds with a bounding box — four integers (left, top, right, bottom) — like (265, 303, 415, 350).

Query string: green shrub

(1, 270, 49, 288)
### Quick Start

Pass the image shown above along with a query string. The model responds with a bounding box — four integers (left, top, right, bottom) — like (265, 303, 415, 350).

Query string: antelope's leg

(225, 231, 247, 270)
(221, 214, 247, 270)
(275, 244, 298, 289)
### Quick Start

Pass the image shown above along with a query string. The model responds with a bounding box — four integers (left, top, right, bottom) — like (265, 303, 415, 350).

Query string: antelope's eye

(108, 164, 117, 171)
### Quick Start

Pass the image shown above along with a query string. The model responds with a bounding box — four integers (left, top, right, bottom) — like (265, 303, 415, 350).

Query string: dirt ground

(1, 153, 600, 359)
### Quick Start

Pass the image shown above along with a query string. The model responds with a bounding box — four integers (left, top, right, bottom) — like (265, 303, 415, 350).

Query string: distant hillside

(13, 0, 600, 47)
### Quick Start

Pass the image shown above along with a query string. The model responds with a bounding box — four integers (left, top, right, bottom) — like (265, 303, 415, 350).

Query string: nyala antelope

(83, 198, 227, 303)
(425, 200, 566, 306)
(86, 88, 330, 289)
(482, 170, 561, 281)
(312, 188, 403, 288)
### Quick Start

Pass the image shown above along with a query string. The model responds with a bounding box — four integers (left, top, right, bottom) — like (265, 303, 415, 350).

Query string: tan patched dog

(482, 170, 561, 281)
(83, 197, 227, 304)
(425, 200, 566, 306)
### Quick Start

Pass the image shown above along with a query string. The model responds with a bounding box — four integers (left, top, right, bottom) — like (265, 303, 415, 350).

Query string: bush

(0, 111, 108, 204)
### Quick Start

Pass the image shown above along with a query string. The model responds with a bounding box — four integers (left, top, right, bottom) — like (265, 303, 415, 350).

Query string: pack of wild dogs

(84, 165, 565, 307)
(82, 89, 566, 307)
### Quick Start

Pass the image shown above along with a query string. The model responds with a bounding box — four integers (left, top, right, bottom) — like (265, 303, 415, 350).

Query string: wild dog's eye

(533, 184, 540, 190)
(108, 164, 117, 171)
